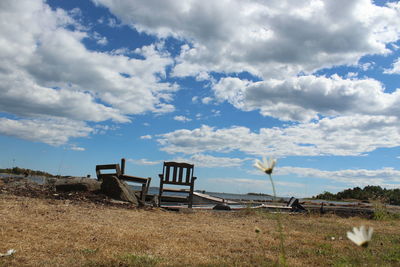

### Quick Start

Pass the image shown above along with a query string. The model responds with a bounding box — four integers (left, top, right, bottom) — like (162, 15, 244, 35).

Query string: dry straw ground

(1, 193, 400, 267)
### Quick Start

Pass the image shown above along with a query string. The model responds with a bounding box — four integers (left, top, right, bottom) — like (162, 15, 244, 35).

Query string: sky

(1, 0, 400, 197)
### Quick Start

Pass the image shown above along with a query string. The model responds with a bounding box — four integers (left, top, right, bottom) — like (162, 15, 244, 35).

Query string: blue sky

(1, 0, 400, 197)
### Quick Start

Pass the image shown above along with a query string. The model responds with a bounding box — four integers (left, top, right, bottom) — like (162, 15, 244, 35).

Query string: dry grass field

(1, 193, 400, 267)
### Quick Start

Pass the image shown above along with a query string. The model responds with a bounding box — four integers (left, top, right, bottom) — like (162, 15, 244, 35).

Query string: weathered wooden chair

(95, 158, 151, 202)
(158, 161, 197, 208)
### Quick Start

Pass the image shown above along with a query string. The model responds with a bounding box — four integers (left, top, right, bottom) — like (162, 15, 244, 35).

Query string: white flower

(0, 249, 16, 257)
(254, 157, 277, 175)
(347, 225, 373, 247)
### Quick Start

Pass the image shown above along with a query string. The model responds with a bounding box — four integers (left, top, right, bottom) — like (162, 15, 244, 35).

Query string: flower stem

(268, 173, 287, 266)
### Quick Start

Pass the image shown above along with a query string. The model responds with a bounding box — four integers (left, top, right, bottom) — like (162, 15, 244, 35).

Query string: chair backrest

(95, 164, 121, 180)
(160, 162, 194, 185)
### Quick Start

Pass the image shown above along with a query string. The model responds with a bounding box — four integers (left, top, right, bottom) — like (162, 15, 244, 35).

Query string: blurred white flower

(0, 249, 16, 257)
(347, 225, 373, 247)
(254, 157, 277, 175)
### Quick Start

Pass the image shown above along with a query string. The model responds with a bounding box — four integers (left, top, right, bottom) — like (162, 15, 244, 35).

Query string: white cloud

(211, 109, 221, 117)
(0, 117, 92, 146)
(276, 166, 400, 188)
(70, 145, 85, 151)
(191, 96, 199, 103)
(360, 62, 374, 71)
(157, 115, 400, 157)
(346, 72, 358, 78)
(208, 177, 305, 194)
(384, 57, 400, 74)
(213, 75, 400, 122)
(92, 0, 400, 79)
(173, 115, 192, 122)
(201, 97, 213, 105)
(127, 158, 161, 165)
(208, 177, 270, 194)
(92, 31, 108, 45)
(173, 154, 248, 168)
(391, 43, 400, 50)
(0, 0, 178, 145)
(93, 124, 119, 135)
(140, 135, 152, 140)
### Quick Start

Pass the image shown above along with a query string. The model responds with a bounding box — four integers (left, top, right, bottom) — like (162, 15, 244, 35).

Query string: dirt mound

(0, 176, 136, 209)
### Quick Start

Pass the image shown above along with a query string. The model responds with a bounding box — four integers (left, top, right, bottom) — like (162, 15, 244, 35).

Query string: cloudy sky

(1, 0, 400, 197)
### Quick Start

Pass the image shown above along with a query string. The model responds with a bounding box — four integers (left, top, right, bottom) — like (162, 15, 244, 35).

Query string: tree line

(0, 167, 54, 177)
(313, 185, 400, 205)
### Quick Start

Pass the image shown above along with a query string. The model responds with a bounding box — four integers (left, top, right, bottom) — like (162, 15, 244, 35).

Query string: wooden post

(121, 158, 126, 175)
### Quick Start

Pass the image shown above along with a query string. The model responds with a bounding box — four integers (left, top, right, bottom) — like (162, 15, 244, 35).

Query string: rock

(54, 177, 101, 192)
(287, 197, 306, 212)
(100, 175, 138, 206)
(213, 203, 231, 210)
(150, 195, 159, 207)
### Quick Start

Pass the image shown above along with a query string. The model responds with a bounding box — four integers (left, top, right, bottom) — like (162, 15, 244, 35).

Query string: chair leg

(140, 184, 146, 202)
(188, 194, 193, 208)
(188, 183, 194, 208)
(158, 184, 163, 207)
(145, 177, 151, 196)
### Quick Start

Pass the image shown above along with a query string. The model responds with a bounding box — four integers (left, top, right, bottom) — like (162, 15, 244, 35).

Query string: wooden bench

(96, 158, 151, 202)
(158, 161, 197, 208)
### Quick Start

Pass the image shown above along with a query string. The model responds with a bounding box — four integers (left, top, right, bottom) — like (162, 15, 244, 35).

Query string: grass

(1, 194, 400, 266)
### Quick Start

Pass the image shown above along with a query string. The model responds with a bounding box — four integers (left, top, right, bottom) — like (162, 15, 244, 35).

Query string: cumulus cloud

(213, 75, 400, 121)
(173, 115, 192, 122)
(0, 117, 92, 146)
(127, 158, 161, 165)
(0, 0, 178, 145)
(384, 57, 400, 74)
(201, 97, 213, 105)
(173, 154, 248, 168)
(70, 145, 86, 151)
(157, 115, 400, 157)
(209, 177, 305, 195)
(93, 0, 400, 79)
(91, 0, 400, 127)
(276, 166, 400, 188)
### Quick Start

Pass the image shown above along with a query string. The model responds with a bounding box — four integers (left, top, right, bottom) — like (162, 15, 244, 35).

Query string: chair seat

(162, 187, 191, 193)
(120, 174, 149, 184)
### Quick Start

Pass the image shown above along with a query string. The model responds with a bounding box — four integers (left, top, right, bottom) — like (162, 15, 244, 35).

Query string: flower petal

(367, 227, 374, 240)
(254, 160, 265, 172)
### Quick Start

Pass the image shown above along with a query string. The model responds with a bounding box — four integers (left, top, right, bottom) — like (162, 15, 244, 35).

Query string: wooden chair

(158, 161, 197, 208)
(95, 159, 151, 202)
(96, 163, 121, 180)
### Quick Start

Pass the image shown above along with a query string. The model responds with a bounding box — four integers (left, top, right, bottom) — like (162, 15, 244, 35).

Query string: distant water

(136, 186, 279, 202)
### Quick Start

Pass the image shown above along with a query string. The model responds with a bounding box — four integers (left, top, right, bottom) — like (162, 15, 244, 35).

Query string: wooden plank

(172, 166, 177, 182)
(164, 161, 193, 168)
(120, 174, 148, 184)
(165, 166, 170, 182)
(185, 168, 191, 184)
(159, 195, 188, 202)
(162, 180, 191, 186)
(96, 164, 120, 170)
(178, 167, 183, 183)
(163, 187, 190, 193)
